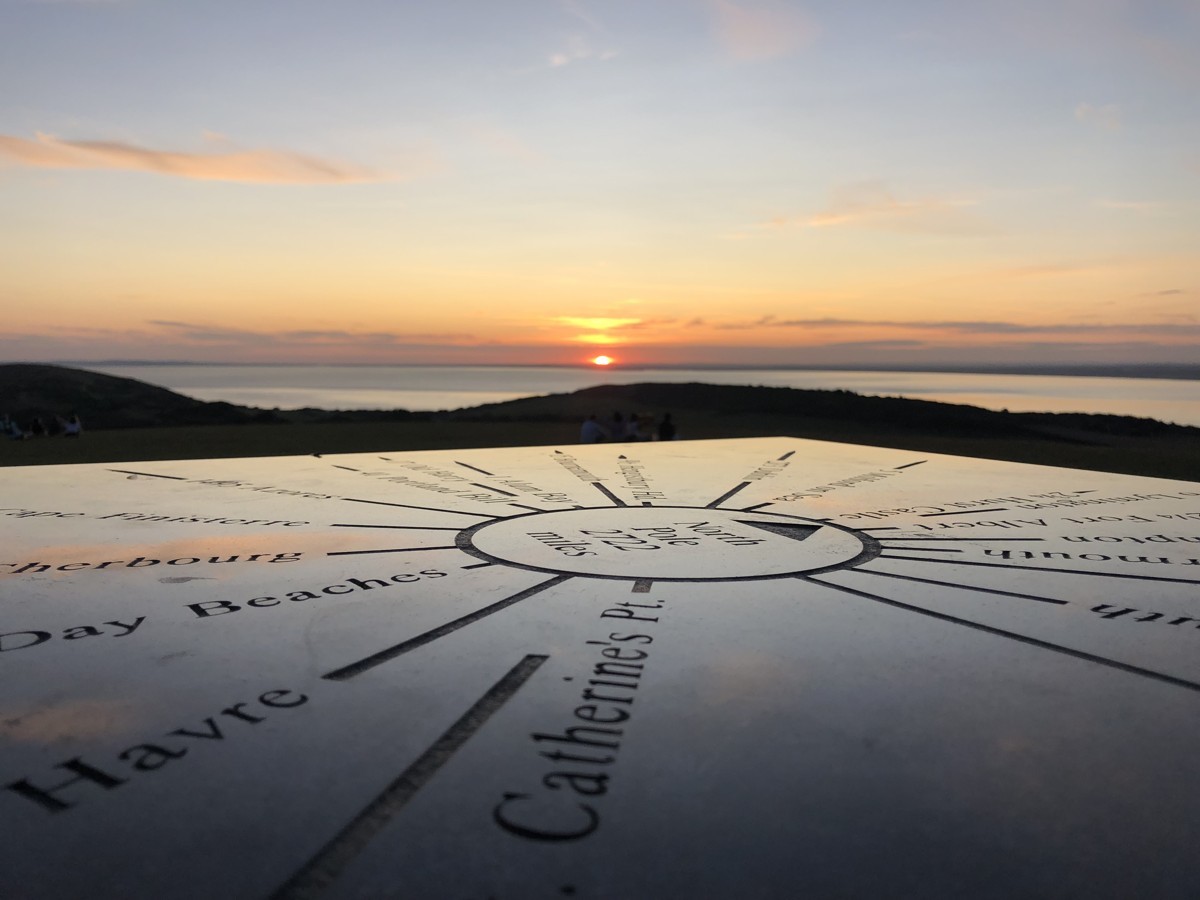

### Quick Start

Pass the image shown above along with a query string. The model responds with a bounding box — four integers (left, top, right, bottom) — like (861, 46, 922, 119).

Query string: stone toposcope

(1, 437, 1199, 898)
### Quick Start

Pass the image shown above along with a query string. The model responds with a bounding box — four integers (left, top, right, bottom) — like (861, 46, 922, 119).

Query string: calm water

(90, 365, 1200, 427)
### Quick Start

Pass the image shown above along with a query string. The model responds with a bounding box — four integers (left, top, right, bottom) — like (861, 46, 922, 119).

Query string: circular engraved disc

(459, 505, 878, 581)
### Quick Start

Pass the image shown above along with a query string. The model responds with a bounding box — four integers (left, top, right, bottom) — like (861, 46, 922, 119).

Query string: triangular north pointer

(734, 520, 821, 542)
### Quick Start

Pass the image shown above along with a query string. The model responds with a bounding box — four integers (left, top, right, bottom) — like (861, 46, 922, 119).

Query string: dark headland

(1, 363, 1196, 481)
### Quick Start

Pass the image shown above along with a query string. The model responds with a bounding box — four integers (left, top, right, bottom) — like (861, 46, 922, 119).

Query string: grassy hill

(1, 364, 1197, 481)
(0, 363, 276, 428)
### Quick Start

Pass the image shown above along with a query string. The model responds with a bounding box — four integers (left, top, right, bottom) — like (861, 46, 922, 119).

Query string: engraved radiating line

(859, 526, 900, 531)
(323, 576, 571, 681)
(271, 654, 548, 900)
(919, 508, 1009, 517)
(455, 461, 496, 476)
(326, 546, 457, 557)
(461, 562, 493, 569)
(330, 524, 462, 531)
(508, 503, 549, 513)
(778, 450, 795, 461)
(800, 576, 1200, 693)
(341, 497, 499, 519)
(848, 567, 1067, 606)
(881, 554, 1200, 586)
(332, 465, 360, 472)
(707, 482, 751, 508)
(632, 579, 653, 593)
(878, 540, 1046, 547)
(733, 507, 827, 523)
(471, 482, 516, 496)
(736, 458, 922, 510)
(880, 547, 963, 554)
(107, 469, 188, 481)
(550, 450, 604, 483)
(591, 482, 627, 507)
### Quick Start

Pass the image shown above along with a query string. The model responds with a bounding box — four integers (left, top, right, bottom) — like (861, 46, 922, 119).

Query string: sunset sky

(2, 0, 1197, 367)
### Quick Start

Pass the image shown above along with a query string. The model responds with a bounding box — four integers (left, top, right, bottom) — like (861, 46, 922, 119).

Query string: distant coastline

(2, 364, 1198, 482)
(65, 361, 1200, 427)
(41, 359, 1200, 381)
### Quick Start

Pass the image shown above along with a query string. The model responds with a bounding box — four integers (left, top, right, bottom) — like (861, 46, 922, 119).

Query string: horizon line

(1, 359, 1197, 383)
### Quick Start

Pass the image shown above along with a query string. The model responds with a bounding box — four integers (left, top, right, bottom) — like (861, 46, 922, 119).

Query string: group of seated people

(581, 411, 676, 443)
(3, 413, 83, 440)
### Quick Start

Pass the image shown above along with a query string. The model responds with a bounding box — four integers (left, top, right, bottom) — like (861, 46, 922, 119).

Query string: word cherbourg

(2, 437, 1199, 898)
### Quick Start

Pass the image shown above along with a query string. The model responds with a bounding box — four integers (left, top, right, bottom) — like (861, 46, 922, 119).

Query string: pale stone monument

(2, 437, 1199, 897)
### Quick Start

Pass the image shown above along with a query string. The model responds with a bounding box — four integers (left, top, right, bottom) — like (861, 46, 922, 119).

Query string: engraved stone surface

(2, 437, 1199, 898)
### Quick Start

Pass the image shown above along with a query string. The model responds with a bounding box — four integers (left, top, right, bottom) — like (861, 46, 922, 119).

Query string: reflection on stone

(1, 438, 1199, 897)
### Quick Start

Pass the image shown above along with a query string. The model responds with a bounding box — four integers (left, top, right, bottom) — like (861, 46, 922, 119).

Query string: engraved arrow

(734, 520, 821, 541)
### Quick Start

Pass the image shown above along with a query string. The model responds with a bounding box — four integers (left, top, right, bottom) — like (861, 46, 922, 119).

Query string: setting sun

(591, 355, 614, 367)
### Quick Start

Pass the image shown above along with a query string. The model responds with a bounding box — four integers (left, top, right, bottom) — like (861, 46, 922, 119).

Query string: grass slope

(0, 363, 272, 428)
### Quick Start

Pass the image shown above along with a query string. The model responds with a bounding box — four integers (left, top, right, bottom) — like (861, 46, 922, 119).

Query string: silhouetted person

(62, 414, 82, 438)
(30, 418, 46, 437)
(657, 413, 676, 441)
(580, 414, 606, 443)
(624, 413, 644, 441)
(610, 411, 625, 440)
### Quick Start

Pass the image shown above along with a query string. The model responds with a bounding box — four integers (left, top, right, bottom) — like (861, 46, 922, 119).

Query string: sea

(88, 365, 1200, 428)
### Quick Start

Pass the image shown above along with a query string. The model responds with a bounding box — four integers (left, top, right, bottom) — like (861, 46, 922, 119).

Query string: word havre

(5, 688, 309, 814)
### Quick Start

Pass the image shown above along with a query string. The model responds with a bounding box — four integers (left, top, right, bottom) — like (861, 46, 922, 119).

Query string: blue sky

(2, 0, 1197, 366)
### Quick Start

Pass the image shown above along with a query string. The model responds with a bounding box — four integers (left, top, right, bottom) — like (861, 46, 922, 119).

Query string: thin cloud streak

(0, 322, 482, 365)
(148, 321, 473, 344)
(706, 315, 1200, 336)
(0, 133, 390, 184)
(1094, 199, 1164, 212)
(710, 0, 818, 61)
(562, 0, 604, 33)
(1075, 102, 1121, 131)
(547, 35, 617, 68)
(555, 316, 644, 330)
(4, 328, 1197, 368)
(759, 181, 991, 235)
